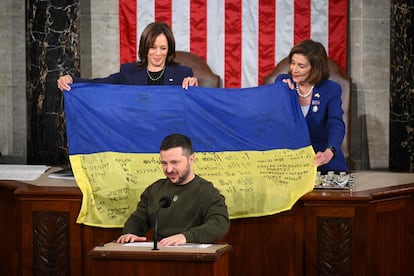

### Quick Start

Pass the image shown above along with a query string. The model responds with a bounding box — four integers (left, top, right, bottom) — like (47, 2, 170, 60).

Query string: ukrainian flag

(65, 83, 316, 227)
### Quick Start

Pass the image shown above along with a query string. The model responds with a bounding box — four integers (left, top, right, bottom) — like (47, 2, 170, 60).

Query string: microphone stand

(152, 208, 161, 250)
(152, 196, 171, 250)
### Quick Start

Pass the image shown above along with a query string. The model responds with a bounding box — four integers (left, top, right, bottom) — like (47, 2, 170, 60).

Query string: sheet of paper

(48, 168, 75, 180)
(123, 242, 212, 248)
(0, 164, 50, 181)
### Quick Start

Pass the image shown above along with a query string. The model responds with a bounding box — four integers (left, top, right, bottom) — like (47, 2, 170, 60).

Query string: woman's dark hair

(288, 39, 329, 84)
(160, 134, 193, 156)
(137, 22, 178, 69)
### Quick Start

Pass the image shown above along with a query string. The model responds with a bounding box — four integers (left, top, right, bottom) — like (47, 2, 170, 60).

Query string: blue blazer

(73, 63, 193, 86)
(275, 74, 348, 173)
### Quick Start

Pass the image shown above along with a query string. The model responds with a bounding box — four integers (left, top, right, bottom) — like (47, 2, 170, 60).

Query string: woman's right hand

(57, 75, 73, 91)
(282, 78, 295, 90)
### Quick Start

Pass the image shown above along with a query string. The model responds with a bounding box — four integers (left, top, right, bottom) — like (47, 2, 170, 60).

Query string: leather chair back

(263, 57, 353, 169)
(175, 51, 221, 88)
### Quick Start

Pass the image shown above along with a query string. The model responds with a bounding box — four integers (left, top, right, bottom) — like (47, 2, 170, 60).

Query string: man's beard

(170, 163, 191, 185)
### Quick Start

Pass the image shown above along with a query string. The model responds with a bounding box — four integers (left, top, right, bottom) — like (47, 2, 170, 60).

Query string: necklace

(147, 67, 165, 81)
(296, 84, 314, 98)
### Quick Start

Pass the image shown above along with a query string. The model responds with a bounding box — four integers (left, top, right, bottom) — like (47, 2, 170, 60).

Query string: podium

(88, 242, 232, 276)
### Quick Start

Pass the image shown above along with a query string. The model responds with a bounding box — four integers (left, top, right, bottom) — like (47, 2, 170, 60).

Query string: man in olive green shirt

(117, 133, 230, 246)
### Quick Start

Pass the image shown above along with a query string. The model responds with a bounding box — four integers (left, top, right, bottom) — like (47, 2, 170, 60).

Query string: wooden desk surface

(89, 242, 232, 262)
(24, 166, 78, 187)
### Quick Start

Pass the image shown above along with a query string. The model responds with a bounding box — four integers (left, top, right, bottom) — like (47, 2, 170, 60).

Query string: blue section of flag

(64, 83, 310, 154)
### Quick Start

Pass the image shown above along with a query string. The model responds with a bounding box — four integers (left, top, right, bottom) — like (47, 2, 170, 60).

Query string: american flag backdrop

(119, 0, 348, 88)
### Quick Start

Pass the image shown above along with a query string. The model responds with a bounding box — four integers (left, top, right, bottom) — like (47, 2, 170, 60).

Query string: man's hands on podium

(116, 233, 187, 246)
(116, 233, 147, 243)
(158, 234, 186, 246)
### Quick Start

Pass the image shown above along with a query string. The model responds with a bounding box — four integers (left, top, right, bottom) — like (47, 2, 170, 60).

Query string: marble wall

(389, 0, 414, 171)
(26, 0, 79, 165)
(0, 0, 411, 171)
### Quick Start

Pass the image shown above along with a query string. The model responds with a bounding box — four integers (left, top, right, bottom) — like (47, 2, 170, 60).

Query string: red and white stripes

(119, 0, 348, 88)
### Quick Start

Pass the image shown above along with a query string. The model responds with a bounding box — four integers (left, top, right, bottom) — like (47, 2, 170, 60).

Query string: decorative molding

(33, 211, 71, 275)
(317, 217, 352, 275)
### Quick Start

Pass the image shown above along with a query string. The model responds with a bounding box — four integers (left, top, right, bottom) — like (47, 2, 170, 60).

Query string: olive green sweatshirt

(122, 175, 230, 243)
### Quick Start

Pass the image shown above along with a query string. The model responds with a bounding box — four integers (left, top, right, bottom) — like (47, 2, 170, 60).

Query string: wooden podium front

(88, 242, 232, 276)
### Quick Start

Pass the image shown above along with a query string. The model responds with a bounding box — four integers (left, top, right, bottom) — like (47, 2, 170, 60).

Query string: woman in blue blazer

(57, 22, 197, 91)
(274, 39, 348, 173)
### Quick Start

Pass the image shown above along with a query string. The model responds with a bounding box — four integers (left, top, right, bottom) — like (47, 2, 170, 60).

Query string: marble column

(389, 0, 414, 171)
(26, 0, 80, 165)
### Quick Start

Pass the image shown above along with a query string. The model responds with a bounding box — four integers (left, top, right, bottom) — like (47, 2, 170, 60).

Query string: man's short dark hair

(160, 134, 193, 156)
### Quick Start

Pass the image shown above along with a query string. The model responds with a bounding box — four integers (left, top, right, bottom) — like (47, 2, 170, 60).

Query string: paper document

(0, 164, 50, 181)
(123, 242, 212, 248)
(48, 168, 75, 180)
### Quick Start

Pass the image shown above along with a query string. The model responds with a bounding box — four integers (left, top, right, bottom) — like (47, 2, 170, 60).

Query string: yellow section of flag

(71, 146, 316, 228)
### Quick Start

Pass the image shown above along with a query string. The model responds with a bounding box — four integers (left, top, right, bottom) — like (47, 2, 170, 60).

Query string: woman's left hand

(314, 148, 334, 167)
(182, 77, 198, 89)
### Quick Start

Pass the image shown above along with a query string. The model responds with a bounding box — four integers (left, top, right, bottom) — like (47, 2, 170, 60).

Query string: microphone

(152, 196, 172, 250)
(159, 196, 172, 208)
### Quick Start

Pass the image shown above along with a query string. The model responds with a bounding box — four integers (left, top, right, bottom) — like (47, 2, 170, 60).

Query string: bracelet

(326, 146, 336, 158)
